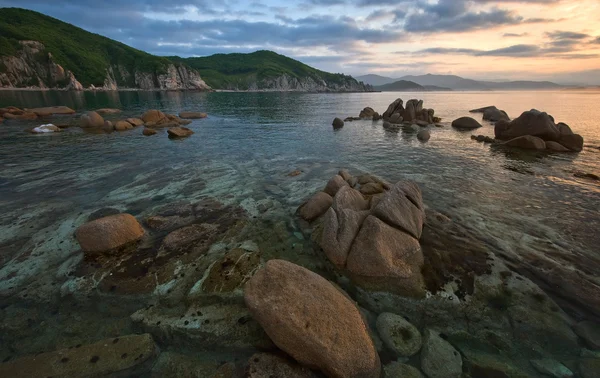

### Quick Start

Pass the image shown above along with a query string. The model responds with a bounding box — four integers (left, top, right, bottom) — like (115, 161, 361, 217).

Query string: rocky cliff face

(235, 74, 372, 92)
(0, 41, 211, 91)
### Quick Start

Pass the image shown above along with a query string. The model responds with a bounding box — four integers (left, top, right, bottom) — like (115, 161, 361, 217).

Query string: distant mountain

(173, 51, 371, 92)
(359, 72, 564, 91)
(375, 80, 424, 91)
(479, 80, 563, 90)
(423, 85, 452, 91)
(399, 74, 487, 90)
(355, 74, 396, 86)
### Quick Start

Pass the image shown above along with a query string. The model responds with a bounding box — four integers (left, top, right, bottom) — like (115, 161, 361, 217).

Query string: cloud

(417, 43, 599, 59)
(503, 32, 528, 37)
(593, 37, 600, 44)
(546, 31, 590, 40)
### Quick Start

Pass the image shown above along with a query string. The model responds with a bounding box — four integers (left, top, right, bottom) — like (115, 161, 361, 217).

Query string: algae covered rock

(376, 312, 422, 357)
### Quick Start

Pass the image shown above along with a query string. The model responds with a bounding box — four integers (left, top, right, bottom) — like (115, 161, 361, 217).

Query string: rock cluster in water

(1, 105, 208, 138)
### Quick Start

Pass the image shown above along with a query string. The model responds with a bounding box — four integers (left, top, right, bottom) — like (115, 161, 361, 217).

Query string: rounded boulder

(452, 117, 482, 130)
(75, 213, 145, 254)
(79, 111, 104, 128)
(244, 259, 381, 378)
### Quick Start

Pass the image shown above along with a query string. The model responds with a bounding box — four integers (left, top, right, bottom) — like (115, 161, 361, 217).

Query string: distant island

(0, 8, 371, 92)
(374, 80, 451, 92)
(357, 73, 565, 91)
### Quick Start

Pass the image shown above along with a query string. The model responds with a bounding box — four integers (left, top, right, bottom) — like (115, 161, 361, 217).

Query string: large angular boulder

(383, 98, 404, 120)
(371, 182, 424, 239)
(297, 192, 333, 222)
(244, 259, 381, 378)
(503, 135, 546, 150)
(495, 109, 560, 141)
(79, 111, 104, 128)
(346, 215, 425, 297)
(452, 117, 482, 130)
(75, 213, 144, 254)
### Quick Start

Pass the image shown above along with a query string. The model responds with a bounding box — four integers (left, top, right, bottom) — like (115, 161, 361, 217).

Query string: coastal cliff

(0, 40, 210, 91)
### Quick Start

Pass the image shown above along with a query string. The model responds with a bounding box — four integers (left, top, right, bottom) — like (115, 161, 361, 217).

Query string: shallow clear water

(0, 90, 599, 371)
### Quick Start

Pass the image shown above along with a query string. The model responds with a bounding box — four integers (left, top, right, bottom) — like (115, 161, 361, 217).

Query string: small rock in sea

(288, 170, 302, 177)
(79, 111, 104, 128)
(126, 118, 144, 127)
(244, 259, 381, 378)
(376, 312, 422, 357)
(167, 126, 194, 138)
(359, 107, 376, 119)
(114, 120, 134, 131)
(332, 117, 344, 129)
(451, 117, 482, 130)
(179, 111, 207, 119)
(417, 130, 430, 142)
(143, 128, 157, 136)
(420, 329, 462, 378)
(30, 124, 60, 134)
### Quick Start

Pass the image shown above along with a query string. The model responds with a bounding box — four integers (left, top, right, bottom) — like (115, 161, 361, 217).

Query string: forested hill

(172, 51, 371, 92)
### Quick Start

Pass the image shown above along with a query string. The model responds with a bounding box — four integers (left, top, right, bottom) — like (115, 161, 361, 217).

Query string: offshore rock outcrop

(0, 41, 211, 91)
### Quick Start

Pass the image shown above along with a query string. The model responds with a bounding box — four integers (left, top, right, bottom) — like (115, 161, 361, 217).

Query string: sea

(0, 89, 599, 373)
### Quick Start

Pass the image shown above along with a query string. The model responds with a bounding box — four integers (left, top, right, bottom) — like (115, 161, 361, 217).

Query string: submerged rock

(451, 117, 482, 130)
(530, 359, 573, 378)
(244, 259, 381, 378)
(0, 334, 158, 378)
(574, 321, 600, 350)
(376, 312, 422, 357)
(75, 213, 144, 254)
(420, 329, 462, 378)
(95, 108, 122, 114)
(417, 130, 430, 142)
(245, 353, 318, 378)
(384, 362, 423, 378)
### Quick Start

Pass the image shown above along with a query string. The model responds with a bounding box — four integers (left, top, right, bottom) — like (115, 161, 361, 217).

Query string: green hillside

(0, 8, 173, 87)
(171, 51, 362, 90)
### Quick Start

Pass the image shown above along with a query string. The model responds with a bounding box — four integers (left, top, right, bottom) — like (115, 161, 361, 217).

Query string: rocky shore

(0, 98, 598, 378)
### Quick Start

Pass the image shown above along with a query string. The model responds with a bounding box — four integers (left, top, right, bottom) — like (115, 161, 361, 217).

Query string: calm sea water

(0, 90, 599, 367)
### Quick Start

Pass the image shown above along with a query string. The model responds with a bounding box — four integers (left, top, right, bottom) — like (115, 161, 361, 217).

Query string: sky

(1, 0, 600, 84)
